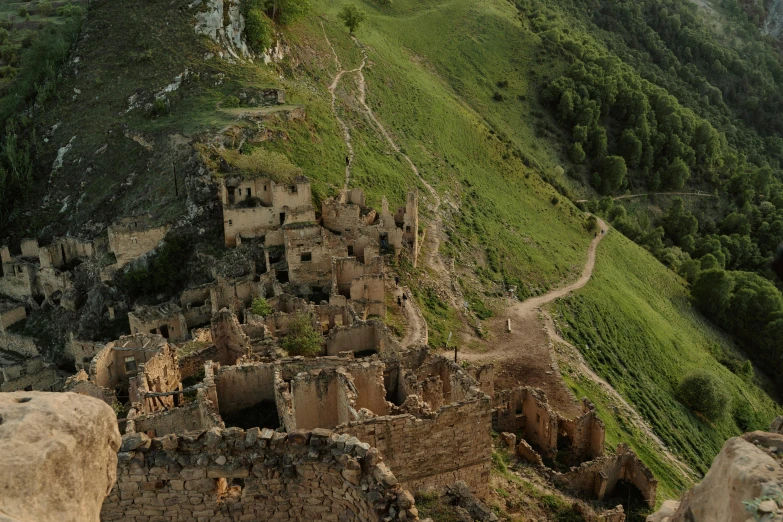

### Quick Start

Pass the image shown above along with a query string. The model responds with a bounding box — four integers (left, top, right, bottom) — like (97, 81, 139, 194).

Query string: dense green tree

(339, 5, 366, 34)
(678, 371, 731, 421)
(601, 155, 626, 193)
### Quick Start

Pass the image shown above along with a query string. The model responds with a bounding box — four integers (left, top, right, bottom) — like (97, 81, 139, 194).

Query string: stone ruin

(494, 386, 657, 509)
(102, 427, 420, 522)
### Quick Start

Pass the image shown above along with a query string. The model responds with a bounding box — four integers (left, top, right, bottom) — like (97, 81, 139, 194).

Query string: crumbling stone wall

(65, 334, 104, 370)
(108, 218, 170, 268)
(0, 357, 60, 392)
(129, 343, 182, 413)
(325, 320, 400, 357)
(64, 370, 117, 405)
(211, 309, 251, 364)
(178, 343, 219, 380)
(340, 395, 492, 497)
(0, 302, 26, 332)
(214, 362, 276, 414)
(494, 387, 605, 463)
(101, 428, 420, 522)
(38, 237, 94, 269)
(128, 302, 188, 342)
(128, 391, 223, 437)
(555, 443, 657, 507)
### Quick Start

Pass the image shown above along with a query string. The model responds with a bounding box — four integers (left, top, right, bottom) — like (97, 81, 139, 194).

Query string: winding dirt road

(459, 218, 608, 417)
(576, 191, 715, 203)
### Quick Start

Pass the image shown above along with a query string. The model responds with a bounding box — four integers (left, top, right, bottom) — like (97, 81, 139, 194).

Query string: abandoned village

(0, 145, 661, 522)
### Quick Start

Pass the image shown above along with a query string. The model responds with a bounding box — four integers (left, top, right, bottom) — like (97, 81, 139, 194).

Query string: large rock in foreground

(647, 431, 783, 522)
(0, 392, 121, 522)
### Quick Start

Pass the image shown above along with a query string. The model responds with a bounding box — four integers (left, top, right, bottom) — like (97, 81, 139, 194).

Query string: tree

(692, 268, 734, 321)
(264, 0, 311, 24)
(244, 6, 274, 52)
(663, 157, 690, 189)
(601, 155, 626, 194)
(281, 313, 323, 357)
(569, 142, 586, 164)
(251, 297, 273, 317)
(339, 5, 366, 35)
(678, 371, 731, 421)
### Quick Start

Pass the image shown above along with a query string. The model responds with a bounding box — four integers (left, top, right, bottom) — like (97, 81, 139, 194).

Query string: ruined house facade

(493, 386, 657, 507)
(220, 175, 316, 248)
(0, 237, 94, 304)
(128, 302, 188, 342)
(107, 217, 170, 269)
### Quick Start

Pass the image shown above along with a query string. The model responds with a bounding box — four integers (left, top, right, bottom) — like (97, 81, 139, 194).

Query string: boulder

(646, 431, 783, 522)
(0, 392, 121, 522)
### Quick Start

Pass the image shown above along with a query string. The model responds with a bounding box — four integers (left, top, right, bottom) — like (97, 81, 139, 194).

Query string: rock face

(646, 431, 783, 522)
(0, 392, 121, 522)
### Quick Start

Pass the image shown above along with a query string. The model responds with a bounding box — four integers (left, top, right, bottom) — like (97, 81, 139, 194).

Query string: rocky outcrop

(0, 392, 121, 522)
(646, 431, 783, 522)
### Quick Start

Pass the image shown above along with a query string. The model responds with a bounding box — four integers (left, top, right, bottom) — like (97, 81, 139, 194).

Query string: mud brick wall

(101, 427, 420, 522)
(340, 395, 493, 497)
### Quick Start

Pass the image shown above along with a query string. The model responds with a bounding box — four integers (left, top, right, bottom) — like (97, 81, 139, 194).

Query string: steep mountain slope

(2, 0, 783, 513)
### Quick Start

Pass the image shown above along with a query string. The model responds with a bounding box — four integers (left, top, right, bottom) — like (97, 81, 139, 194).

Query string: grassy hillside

(555, 231, 781, 498)
(3, 0, 782, 508)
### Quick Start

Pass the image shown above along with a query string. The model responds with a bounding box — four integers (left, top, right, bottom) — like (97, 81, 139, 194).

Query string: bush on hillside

(280, 313, 322, 357)
(243, 3, 274, 53)
(677, 371, 730, 421)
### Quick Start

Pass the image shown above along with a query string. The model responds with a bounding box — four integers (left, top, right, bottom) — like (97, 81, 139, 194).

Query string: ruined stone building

(116, 338, 492, 499)
(107, 216, 170, 269)
(128, 302, 189, 342)
(0, 237, 93, 305)
(322, 188, 419, 266)
(220, 175, 316, 248)
(0, 351, 61, 392)
(493, 386, 657, 507)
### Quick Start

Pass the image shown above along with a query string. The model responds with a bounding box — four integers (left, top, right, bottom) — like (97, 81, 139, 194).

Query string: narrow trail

(322, 23, 365, 189)
(321, 26, 463, 345)
(398, 285, 428, 347)
(460, 218, 609, 418)
(576, 191, 715, 203)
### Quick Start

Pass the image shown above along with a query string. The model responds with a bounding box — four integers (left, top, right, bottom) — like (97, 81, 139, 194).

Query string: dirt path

(397, 286, 429, 347)
(576, 191, 715, 203)
(321, 27, 463, 344)
(459, 219, 608, 418)
(322, 23, 367, 189)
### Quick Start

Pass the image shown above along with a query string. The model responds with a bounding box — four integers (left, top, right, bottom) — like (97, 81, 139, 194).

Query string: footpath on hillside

(460, 218, 608, 418)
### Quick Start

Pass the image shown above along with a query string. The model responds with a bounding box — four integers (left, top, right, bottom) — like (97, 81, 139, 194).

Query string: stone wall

(178, 343, 219, 380)
(0, 357, 60, 391)
(214, 362, 276, 414)
(555, 443, 657, 508)
(0, 331, 39, 357)
(65, 335, 104, 370)
(339, 395, 492, 497)
(493, 387, 605, 464)
(325, 320, 399, 357)
(129, 392, 223, 437)
(101, 427, 420, 522)
(130, 343, 182, 413)
(0, 303, 26, 332)
(108, 220, 170, 268)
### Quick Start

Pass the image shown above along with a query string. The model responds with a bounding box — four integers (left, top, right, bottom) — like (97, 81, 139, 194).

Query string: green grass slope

(555, 231, 781, 498)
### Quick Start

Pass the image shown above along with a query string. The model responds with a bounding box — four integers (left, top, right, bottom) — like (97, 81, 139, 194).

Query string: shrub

(280, 313, 322, 357)
(677, 371, 731, 421)
(223, 95, 241, 108)
(243, 4, 273, 53)
(17, 5, 28, 17)
(251, 297, 272, 317)
(493, 91, 504, 101)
